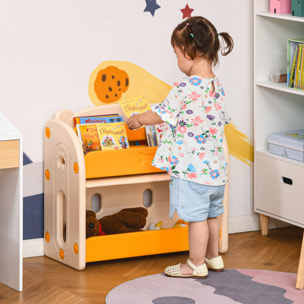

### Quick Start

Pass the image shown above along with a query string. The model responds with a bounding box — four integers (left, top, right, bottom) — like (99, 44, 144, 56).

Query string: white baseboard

(22, 214, 290, 258)
(23, 238, 44, 258)
(228, 213, 289, 234)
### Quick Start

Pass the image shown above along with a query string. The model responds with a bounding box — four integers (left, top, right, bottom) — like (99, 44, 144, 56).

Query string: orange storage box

(84, 125, 164, 179)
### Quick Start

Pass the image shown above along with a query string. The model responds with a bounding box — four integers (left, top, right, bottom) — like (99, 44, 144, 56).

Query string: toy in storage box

(268, 129, 304, 161)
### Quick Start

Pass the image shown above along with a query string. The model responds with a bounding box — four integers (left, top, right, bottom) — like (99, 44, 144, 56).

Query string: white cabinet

(254, 0, 304, 227)
(254, 0, 304, 289)
(0, 113, 23, 291)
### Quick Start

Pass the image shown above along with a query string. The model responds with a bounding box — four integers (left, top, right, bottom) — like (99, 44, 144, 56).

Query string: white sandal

(164, 259, 208, 278)
(205, 256, 224, 272)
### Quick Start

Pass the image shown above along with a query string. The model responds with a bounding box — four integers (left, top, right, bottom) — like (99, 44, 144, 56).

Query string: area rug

(106, 269, 304, 304)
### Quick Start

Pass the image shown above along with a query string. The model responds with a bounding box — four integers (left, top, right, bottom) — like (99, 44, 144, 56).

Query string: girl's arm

(126, 110, 164, 130)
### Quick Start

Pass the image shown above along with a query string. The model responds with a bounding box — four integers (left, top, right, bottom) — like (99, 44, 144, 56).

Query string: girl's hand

(126, 114, 143, 130)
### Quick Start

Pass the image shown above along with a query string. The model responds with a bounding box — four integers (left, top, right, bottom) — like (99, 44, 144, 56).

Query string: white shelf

(254, 4, 304, 223)
(254, 1, 304, 290)
(86, 173, 170, 188)
(256, 12, 304, 23)
(256, 81, 304, 96)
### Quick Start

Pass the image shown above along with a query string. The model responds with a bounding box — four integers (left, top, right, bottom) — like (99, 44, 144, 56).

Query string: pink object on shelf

(270, 0, 291, 14)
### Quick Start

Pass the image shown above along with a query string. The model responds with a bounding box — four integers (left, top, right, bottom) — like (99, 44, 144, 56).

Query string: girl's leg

(180, 220, 208, 275)
(206, 217, 220, 259)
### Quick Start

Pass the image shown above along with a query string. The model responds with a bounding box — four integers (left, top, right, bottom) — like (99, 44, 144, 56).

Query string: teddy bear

(86, 207, 148, 238)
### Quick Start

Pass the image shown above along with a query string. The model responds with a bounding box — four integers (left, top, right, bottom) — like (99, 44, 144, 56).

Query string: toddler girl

(127, 16, 233, 278)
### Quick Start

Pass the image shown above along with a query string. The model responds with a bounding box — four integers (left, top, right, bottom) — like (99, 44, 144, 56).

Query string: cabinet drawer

(255, 152, 304, 227)
(0, 140, 19, 169)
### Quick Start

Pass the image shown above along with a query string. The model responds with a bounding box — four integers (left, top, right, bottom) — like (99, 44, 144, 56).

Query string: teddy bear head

(86, 210, 101, 238)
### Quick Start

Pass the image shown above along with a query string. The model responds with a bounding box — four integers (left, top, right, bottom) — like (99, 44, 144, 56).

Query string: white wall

(0, 1, 256, 231)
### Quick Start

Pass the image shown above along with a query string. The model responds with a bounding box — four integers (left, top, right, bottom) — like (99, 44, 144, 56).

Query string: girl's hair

(171, 16, 234, 65)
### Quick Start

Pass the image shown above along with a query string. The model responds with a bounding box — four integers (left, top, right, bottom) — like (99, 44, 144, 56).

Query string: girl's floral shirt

(152, 76, 231, 186)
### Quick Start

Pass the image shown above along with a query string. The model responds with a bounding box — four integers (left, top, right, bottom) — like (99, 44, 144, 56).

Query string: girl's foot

(205, 256, 224, 271)
(164, 259, 208, 278)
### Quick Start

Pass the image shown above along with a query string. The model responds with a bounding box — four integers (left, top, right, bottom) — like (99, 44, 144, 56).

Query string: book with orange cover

(119, 96, 151, 119)
(76, 124, 101, 154)
(96, 122, 129, 150)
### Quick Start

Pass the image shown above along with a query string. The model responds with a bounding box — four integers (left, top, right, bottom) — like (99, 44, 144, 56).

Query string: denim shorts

(169, 177, 225, 222)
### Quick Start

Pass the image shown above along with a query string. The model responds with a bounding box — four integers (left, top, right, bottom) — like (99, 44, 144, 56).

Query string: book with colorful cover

(287, 39, 304, 88)
(74, 114, 122, 126)
(96, 122, 129, 150)
(145, 125, 159, 147)
(119, 96, 151, 119)
(288, 44, 299, 88)
(294, 44, 304, 90)
(76, 124, 101, 154)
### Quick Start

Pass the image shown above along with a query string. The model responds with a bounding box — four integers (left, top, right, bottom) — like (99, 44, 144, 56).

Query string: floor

(0, 226, 303, 304)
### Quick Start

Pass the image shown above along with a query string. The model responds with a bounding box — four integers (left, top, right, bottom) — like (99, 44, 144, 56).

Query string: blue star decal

(144, 0, 161, 16)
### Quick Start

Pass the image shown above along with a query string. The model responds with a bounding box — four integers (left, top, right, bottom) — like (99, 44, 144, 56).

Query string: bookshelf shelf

(254, 0, 304, 290)
(256, 81, 304, 96)
(256, 12, 304, 23)
(86, 172, 170, 188)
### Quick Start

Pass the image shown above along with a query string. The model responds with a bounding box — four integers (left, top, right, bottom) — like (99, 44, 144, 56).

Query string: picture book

(294, 44, 304, 90)
(119, 96, 151, 119)
(96, 122, 129, 150)
(76, 124, 101, 154)
(287, 38, 304, 89)
(145, 125, 158, 147)
(74, 114, 123, 126)
(288, 43, 304, 90)
(288, 44, 299, 88)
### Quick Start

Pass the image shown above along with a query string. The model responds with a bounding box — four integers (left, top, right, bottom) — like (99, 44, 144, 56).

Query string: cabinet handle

(282, 177, 293, 185)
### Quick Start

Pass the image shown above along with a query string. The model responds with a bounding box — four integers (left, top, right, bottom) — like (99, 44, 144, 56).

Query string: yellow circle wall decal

(59, 249, 64, 260)
(45, 127, 51, 138)
(45, 169, 50, 180)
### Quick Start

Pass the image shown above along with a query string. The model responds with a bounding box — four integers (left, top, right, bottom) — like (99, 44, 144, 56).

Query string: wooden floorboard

(0, 226, 303, 303)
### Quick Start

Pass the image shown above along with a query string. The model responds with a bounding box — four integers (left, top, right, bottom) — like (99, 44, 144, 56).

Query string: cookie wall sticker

(93, 66, 129, 104)
(88, 60, 171, 106)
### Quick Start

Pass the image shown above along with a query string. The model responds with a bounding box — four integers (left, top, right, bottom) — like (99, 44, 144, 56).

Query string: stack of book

(288, 38, 304, 91)
(75, 115, 128, 154)
(74, 96, 162, 154)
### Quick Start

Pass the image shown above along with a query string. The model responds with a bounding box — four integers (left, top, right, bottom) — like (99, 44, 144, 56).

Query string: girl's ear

(184, 52, 192, 61)
(184, 52, 193, 61)
(181, 47, 190, 60)
(181, 47, 193, 61)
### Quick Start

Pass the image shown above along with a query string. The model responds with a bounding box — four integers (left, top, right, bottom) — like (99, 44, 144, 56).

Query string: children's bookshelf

(43, 103, 229, 270)
(254, 0, 304, 289)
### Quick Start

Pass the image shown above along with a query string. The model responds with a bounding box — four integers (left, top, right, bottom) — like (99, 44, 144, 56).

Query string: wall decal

(225, 123, 254, 166)
(89, 61, 171, 106)
(144, 0, 161, 16)
(180, 4, 194, 19)
(93, 66, 129, 104)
